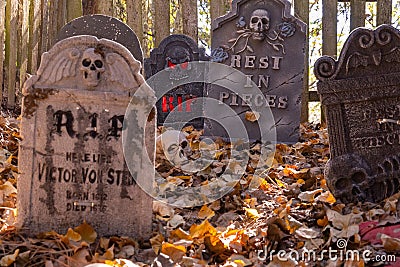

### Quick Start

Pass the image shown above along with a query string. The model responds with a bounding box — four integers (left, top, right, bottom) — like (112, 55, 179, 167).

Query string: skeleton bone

(156, 130, 192, 166)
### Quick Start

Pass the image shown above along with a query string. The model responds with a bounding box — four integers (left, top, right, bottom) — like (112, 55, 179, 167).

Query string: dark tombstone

(57, 14, 143, 63)
(18, 35, 154, 237)
(315, 25, 400, 204)
(204, 0, 306, 143)
(144, 34, 208, 129)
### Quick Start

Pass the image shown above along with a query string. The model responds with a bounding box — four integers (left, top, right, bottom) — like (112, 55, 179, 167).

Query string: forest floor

(0, 113, 399, 267)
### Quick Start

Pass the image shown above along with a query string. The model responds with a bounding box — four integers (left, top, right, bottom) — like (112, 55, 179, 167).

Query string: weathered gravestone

(18, 35, 155, 237)
(316, 25, 400, 204)
(205, 0, 306, 143)
(57, 14, 143, 64)
(144, 34, 208, 129)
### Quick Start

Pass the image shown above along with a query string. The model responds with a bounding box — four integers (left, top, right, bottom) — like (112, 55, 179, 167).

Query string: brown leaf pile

(0, 116, 400, 267)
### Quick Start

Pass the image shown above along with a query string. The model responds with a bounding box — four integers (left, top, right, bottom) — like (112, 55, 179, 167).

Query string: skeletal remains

(156, 130, 192, 166)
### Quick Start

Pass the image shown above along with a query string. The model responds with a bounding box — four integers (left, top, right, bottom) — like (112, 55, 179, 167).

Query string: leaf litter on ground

(0, 115, 399, 266)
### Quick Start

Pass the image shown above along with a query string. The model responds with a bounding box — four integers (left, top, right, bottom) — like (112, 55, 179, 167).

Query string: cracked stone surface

(18, 35, 154, 238)
(316, 25, 400, 204)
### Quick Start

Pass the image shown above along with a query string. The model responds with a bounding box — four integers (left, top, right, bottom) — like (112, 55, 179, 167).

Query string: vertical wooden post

(0, 0, 5, 103)
(321, 0, 338, 122)
(350, 0, 366, 31)
(322, 0, 337, 57)
(294, 0, 309, 123)
(126, 0, 144, 47)
(377, 0, 392, 25)
(181, 0, 198, 42)
(58, 0, 67, 30)
(20, 0, 30, 91)
(154, 0, 170, 46)
(210, 0, 228, 24)
(41, 0, 49, 55)
(29, 0, 41, 73)
(96, 0, 114, 16)
(67, 0, 83, 22)
(6, 0, 18, 108)
(47, 0, 59, 49)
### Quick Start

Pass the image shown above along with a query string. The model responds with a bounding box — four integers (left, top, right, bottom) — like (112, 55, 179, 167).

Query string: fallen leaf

(74, 221, 97, 244)
(0, 249, 19, 266)
(161, 242, 186, 262)
(198, 205, 215, 220)
(245, 111, 260, 122)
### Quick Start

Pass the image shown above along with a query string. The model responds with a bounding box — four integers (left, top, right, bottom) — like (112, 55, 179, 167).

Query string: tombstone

(205, 0, 306, 143)
(315, 25, 400, 204)
(144, 34, 208, 129)
(57, 15, 143, 64)
(18, 35, 155, 238)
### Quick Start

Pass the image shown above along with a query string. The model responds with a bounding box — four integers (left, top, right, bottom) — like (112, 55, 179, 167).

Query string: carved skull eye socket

(168, 60, 176, 69)
(335, 178, 352, 190)
(261, 18, 269, 24)
(351, 171, 366, 183)
(251, 17, 259, 23)
(181, 62, 189, 70)
(181, 140, 188, 149)
(94, 60, 103, 68)
(82, 59, 91, 67)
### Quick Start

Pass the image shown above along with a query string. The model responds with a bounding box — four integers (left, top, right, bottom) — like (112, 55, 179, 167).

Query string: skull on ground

(156, 130, 192, 166)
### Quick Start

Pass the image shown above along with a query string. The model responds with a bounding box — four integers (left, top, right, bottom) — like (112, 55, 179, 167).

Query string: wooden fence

(0, 0, 396, 122)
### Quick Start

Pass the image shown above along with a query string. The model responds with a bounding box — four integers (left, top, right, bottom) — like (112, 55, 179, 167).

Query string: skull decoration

(325, 154, 373, 204)
(165, 46, 191, 81)
(156, 130, 192, 166)
(80, 48, 105, 89)
(249, 9, 270, 41)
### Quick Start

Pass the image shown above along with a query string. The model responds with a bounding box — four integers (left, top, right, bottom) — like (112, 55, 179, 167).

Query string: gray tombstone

(316, 25, 400, 204)
(18, 35, 154, 237)
(144, 34, 208, 130)
(205, 0, 306, 143)
(57, 15, 143, 64)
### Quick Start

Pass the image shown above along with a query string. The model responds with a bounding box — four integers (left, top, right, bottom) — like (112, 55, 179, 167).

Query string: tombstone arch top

(25, 35, 147, 95)
(57, 15, 143, 64)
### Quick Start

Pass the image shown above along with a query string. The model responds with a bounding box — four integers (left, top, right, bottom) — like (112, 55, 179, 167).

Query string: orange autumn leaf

(170, 228, 192, 241)
(245, 111, 260, 122)
(0, 249, 19, 266)
(150, 233, 165, 254)
(161, 242, 186, 262)
(244, 208, 260, 220)
(317, 216, 329, 227)
(74, 221, 97, 244)
(189, 220, 217, 238)
(198, 205, 215, 219)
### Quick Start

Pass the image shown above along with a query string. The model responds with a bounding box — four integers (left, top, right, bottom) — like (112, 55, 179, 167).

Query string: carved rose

(211, 47, 229, 63)
(277, 22, 296, 38)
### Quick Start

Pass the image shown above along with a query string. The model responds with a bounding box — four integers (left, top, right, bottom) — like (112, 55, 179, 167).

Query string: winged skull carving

(30, 46, 140, 91)
(105, 53, 141, 89)
(38, 48, 81, 84)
